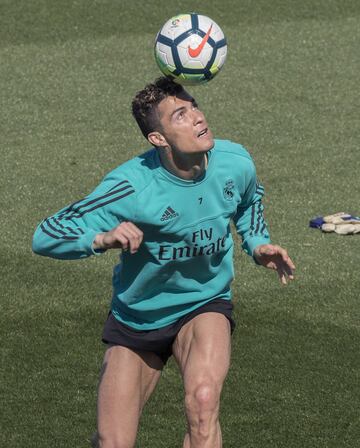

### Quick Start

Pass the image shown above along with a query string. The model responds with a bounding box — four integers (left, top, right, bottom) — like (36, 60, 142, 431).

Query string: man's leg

(95, 345, 163, 448)
(172, 312, 231, 448)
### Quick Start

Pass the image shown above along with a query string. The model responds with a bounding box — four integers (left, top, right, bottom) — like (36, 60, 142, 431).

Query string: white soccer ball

(154, 13, 228, 85)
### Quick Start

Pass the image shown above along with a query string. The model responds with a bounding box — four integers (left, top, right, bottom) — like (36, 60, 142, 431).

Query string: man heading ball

(33, 77, 295, 448)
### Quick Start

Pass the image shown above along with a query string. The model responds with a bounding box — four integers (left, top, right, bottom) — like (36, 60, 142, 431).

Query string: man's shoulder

(213, 139, 255, 175)
(103, 147, 158, 192)
(213, 139, 253, 162)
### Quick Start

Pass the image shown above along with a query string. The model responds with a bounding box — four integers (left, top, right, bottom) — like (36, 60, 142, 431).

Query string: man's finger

(122, 222, 144, 252)
(281, 259, 294, 277)
(117, 227, 141, 253)
(126, 222, 144, 239)
(282, 253, 296, 270)
(115, 233, 130, 251)
(277, 268, 287, 285)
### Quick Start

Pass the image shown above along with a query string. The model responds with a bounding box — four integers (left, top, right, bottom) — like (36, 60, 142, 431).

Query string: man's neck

(159, 149, 208, 180)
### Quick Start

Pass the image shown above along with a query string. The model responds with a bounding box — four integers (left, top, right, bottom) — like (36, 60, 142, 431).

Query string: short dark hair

(131, 77, 185, 139)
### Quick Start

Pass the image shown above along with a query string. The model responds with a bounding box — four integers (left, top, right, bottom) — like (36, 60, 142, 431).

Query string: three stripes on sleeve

(39, 180, 135, 242)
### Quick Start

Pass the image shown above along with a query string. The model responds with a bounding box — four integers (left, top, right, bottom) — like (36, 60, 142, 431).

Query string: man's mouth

(197, 128, 208, 138)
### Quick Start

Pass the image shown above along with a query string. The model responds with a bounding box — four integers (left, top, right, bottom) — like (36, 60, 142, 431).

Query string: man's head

(131, 77, 213, 155)
(132, 77, 183, 140)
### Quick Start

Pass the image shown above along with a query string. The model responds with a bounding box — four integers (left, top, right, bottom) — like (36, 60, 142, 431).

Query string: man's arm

(32, 175, 142, 259)
(232, 157, 295, 284)
(233, 175, 271, 258)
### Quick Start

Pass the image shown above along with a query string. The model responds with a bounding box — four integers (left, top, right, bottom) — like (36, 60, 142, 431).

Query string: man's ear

(148, 131, 168, 148)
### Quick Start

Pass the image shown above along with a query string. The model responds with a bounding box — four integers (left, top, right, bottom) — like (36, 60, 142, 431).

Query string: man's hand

(93, 222, 143, 254)
(253, 244, 295, 285)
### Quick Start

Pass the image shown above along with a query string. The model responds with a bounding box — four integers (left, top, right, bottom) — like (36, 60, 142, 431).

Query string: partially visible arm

(232, 156, 295, 284)
(32, 177, 138, 259)
(232, 160, 270, 258)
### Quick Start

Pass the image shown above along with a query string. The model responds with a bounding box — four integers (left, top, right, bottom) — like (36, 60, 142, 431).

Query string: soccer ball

(154, 13, 227, 85)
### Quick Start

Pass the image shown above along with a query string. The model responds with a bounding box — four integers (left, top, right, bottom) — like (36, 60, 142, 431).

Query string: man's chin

(202, 134, 214, 152)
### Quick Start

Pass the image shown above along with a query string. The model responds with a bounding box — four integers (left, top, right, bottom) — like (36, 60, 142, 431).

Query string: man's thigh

(172, 312, 232, 388)
(97, 345, 162, 445)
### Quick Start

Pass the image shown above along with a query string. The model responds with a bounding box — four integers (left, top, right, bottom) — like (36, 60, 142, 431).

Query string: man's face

(155, 91, 214, 155)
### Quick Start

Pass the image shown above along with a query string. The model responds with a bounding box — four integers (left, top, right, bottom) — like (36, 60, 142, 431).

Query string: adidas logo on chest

(160, 206, 179, 222)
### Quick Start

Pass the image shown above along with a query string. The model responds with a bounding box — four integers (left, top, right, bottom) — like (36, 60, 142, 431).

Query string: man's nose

(192, 109, 204, 125)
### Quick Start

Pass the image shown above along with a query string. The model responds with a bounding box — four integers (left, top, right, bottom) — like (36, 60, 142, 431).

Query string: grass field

(1, 1, 360, 447)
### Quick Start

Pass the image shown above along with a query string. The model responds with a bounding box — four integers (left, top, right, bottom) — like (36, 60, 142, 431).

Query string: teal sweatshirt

(33, 139, 270, 329)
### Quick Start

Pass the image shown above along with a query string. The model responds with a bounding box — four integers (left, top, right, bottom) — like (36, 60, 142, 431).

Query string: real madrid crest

(223, 179, 235, 201)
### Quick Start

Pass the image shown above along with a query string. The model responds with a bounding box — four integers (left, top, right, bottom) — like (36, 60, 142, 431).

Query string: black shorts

(102, 298, 235, 365)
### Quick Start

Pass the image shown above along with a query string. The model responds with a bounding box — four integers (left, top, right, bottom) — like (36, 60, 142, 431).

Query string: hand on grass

(93, 222, 143, 254)
(253, 244, 295, 285)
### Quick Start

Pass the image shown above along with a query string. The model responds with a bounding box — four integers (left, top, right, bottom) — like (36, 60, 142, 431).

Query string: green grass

(1, 1, 360, 447)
